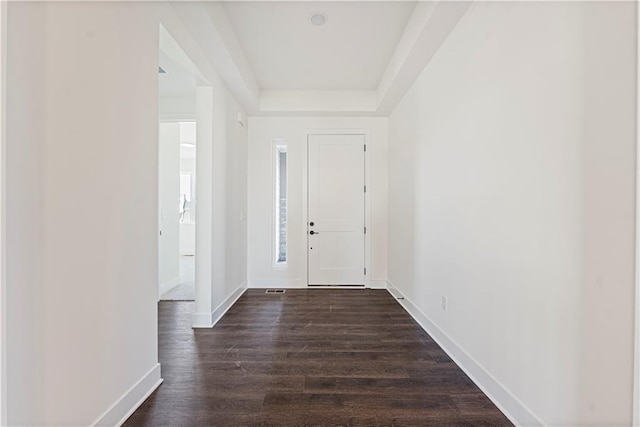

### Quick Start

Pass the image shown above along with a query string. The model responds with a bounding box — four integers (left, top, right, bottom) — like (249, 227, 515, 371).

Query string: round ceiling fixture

(309, 12, 328, 26)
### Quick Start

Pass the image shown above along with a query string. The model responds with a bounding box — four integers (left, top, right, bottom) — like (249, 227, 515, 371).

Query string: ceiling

(222, 1, 417, 91)
(167, 1, 471, 115)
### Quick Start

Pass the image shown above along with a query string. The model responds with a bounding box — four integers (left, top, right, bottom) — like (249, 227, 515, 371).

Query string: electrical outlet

(441, 296, 448, 311)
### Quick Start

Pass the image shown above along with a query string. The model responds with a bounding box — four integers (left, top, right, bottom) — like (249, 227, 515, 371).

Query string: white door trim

(0, 1, 6, 422)
(634, 3, 640, 424)
(193, 86, 214, 327)
(305, 129, 372, 288)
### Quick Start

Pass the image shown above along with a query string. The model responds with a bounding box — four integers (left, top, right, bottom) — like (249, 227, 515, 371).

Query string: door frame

(0, 0, 6, 422)
(305, 129, 372, 288)
(634, 3, 640, 424)
(157, 119, 196, 302)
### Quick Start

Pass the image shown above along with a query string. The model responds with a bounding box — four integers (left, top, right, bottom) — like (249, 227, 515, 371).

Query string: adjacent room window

(274, 143, 287, 264)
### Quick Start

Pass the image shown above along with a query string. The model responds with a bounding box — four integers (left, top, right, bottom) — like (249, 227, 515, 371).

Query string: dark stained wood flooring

(124, 289, 512, 426)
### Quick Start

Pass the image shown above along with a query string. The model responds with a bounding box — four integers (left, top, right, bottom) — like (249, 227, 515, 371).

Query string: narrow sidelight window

(274, 144, 287, 264)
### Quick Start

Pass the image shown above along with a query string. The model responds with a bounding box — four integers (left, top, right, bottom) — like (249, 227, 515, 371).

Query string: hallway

(124, 290, 511, 426)
(3, 1, 638, 424)
(160, 256, 195, 301)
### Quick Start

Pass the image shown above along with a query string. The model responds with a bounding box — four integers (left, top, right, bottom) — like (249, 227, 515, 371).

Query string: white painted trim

(194, 86, 214, 328)
(92, 363, 162, 427)
(158, 277, 181, 299)
(192, 311, 214, 328)
(159, 113, 196, 123)
(260, 90, 377, 114)
(271, 139, 288, 269)
(369, 280, 389, 289)
(248, 279, 307, 289)
(634, 2, 640, 425)
(304, 129, 373, 288)
(249, 283, 375, 290)
(192, 283, 246, 328)
(0, 1, 6, 423)
(386, 281, 543, 427)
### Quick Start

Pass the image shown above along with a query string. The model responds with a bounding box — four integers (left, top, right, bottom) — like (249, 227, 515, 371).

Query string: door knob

(310, 230, 319, 235)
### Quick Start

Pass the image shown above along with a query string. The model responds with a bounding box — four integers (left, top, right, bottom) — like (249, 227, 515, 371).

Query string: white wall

(180, 222, 195, 256)
(388, 2, 636, 426)
(5, 3, 45, 424)
(221, 90, 249, 300)
(159, 123, 180, 294)
(39, 3, 161, 424)
(3, 1, 249, 424)
(159, 95, 195, 122)
(578, 5, 636, 423)
(636, 2, 640, 416)
(0, 1, 5, 422)
(247, 117, 388, 287)
(181, 157, 196, 173)
(194, 86, 249, 325)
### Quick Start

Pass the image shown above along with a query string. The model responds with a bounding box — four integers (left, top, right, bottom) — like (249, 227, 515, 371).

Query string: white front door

(307, 134, 365, 286)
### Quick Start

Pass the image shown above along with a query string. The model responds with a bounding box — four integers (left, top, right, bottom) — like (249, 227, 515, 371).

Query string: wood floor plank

(303, 376, 479, 395)
(260, 392, 459, 416)
(123, 289, 512, 426)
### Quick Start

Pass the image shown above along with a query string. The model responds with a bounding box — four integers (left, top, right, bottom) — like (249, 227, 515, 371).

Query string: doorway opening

(159, 122, 196, 301)
(157, 24, 207, 305)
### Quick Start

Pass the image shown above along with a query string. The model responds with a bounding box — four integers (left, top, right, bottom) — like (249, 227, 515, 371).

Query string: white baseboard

(192, 311, 213, 328)
(248, 279, 307, 288)
(386, 281, 543, 427)
(369, 280, 389, 289)
(92, 363, 162, 427)
(248, 279, 389, 289)
(158, 277, 180, 299)
(192, 282, 246, 328)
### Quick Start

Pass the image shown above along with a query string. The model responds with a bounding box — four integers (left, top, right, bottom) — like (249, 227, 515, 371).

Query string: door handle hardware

(310, 231, 319, 235)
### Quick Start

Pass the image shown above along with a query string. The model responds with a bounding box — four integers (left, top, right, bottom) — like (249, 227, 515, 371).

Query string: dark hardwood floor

(124, 289, 512, 426)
